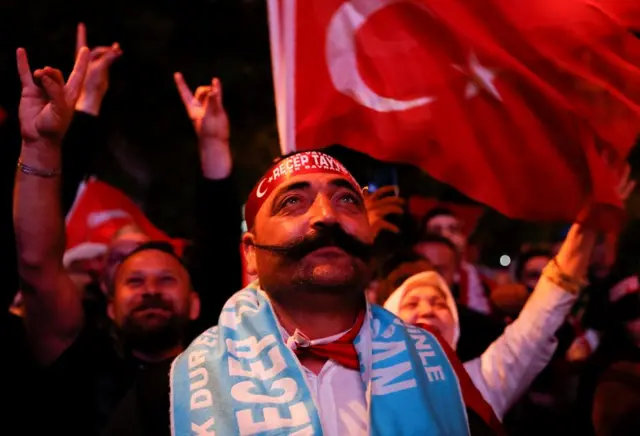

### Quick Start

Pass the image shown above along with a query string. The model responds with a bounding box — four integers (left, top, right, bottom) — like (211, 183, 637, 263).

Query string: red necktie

(290, 310, 365, 371)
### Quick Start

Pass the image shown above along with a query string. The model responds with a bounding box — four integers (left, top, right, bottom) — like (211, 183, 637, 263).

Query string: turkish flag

(64, 178, 186, 266)
(268, 0, 640, 228)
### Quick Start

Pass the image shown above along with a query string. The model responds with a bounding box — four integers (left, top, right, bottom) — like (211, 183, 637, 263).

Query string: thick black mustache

(250, 224, 372, 261)
(134, 296, 173, 313)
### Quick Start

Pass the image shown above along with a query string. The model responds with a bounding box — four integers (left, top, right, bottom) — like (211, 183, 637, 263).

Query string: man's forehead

(271, 173, 362, 196)
(120, 249, 183, 271)
(244, 151, 360, 229)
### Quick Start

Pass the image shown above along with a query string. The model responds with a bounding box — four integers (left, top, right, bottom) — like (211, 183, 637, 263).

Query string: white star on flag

(454, 52, 502, 101)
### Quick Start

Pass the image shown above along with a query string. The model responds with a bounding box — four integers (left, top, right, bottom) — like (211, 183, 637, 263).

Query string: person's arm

(62, 22, 121, 213)
(13, 47, 89, 364)
(463, 275, 576, 420)
(463, 224, 600, 419)
(174, 74, 242, 324)
(462, 163, 635, 420)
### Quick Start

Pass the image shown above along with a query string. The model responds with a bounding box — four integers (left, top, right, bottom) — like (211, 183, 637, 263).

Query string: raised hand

(17, 47, 89, 145)
(75, 23, 122, 114)
(555, 153, 636, 288)
(174, 73, 229, 143)
(364, 185, 405, 237)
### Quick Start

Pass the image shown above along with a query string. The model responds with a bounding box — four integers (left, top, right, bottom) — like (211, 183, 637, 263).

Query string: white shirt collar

(257, 287, 370, 352)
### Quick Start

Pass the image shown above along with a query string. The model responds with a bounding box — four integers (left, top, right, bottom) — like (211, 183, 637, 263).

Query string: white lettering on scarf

(371, 340, 417, 395)
(189, 350, 213, 410)
(192, 329, 219, 348)
(188, 348, 216, 433)
(226, 334, 313, 433)
(192, 418, 215, 436)
(219, 293, 260, 330)
(407, 326, 446, 382)
(237, 403, 313, 434)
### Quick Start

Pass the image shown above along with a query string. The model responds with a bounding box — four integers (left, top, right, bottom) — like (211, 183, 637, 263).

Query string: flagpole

(281, 0, 297, 155)
(267, 0, 287, 155)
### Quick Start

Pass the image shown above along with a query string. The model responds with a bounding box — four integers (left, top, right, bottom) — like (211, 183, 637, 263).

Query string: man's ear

(189, 292, 201, 321)
(242, 232, 258, 275)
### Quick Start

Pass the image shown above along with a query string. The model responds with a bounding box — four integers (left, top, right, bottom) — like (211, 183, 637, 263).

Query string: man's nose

(142, 278, 161, 295)
(308, 194, 338, 227)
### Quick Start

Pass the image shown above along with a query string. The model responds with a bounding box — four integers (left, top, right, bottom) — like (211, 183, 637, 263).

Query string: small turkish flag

(268, 0, 640, 228)
(64, 178, 186, 266)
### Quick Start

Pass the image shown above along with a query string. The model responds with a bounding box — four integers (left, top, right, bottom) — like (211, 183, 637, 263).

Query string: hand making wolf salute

(173, 71, 232, 179)
(14, 50, 91, 338)
(74, 22, 122, 115)
(14, 41, 198, 436)
(16, 47, 89, 145)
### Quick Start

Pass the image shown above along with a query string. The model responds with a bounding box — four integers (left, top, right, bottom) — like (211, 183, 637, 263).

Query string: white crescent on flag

(326, 0, 436, 112)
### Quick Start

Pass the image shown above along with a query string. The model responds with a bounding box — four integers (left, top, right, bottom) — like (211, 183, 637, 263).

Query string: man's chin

(133, 308, 172, 320)
(302, 252, 363, 275)
(121, 317, 185, 354)
(307, 264, 358, 287)
(290, 267, 361, 295)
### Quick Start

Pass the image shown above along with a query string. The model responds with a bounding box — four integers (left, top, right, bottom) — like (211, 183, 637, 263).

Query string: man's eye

(339, 193, 361, 205)
(282, 196, 301, 207)
(127, 277, 144, 287)
(159, 276, 177, 285)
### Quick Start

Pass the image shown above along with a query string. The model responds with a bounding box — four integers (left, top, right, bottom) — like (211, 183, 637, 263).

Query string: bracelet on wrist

(542, 258, 589, 294)
(17, 159, 61, 178)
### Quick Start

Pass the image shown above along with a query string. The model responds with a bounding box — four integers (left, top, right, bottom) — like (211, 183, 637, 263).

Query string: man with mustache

(170, 151, 504, 435)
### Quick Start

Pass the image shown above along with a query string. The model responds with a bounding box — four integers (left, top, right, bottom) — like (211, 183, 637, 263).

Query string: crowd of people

(1, 23, 639, 436)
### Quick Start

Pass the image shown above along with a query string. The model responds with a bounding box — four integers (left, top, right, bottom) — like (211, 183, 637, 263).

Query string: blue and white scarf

(170, 285, 470, 435)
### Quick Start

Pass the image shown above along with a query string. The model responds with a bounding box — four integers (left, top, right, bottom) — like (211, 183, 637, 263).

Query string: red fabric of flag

(271, 0, 640, 228)
(592, 0, 640, 30)
(65, 178, 186, 264)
